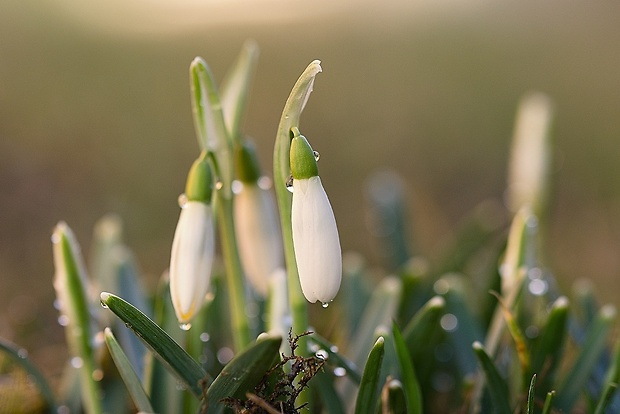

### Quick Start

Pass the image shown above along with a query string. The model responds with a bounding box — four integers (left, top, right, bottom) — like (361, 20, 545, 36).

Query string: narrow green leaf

(52, 223, 103, 414)
(392, 323, 423, 414)
(381, 378, 407, 414)
(526, 374, 536, 414)
(349, 277, 402, 369)
(309, 333, 362, 384)
(0, 338, 59, 412)
(472, 341, 512, 414)
(100, 292, 207, 398)
(556, 304, 616, 412)
(542, 390, 555, 414)
(593, 382, 618, 414)
(313, 371, 346, 414)
(103, 328, 154, 413)
(593, 342, 620, 414)
(402, 296, 445, 350)
(530, 296, 569, 392)
(439, 276, 485, 377)
(354, 337, 385, 414)
(220, 39, 259, 142)
(490, 291, 530, 379)
(204, 334, 281, 414)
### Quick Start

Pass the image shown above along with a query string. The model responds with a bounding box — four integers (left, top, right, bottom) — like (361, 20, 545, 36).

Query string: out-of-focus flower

(289, 128, 341, 305)
(234, 140, 284, 297)
(169, 152, 214, 326)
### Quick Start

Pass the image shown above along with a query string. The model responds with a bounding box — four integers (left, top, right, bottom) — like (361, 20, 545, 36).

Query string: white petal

(234, 184, 284, 296)
(292, 177, 342, 304)
(169, 202, 214, 324)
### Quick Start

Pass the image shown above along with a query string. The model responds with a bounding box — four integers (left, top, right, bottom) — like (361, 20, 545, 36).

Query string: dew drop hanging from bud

(179, 323, 192, 331)
(177, 193, 188, 208)
(322, 302, 329, 308)
(100, 300, 108, 309)
(313, 150, 320, 161)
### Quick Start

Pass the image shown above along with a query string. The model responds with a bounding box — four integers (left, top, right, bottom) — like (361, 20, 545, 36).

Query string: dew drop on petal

(321, 302, 329, 309)
(53, 299, 62, 310)
(70, 357, 83, 369)
(285, 175, 294, 193)
(50, 233, 61, 244)
(313, 150, 320, 161)
(92, 369, 104, 381)
(257, 176, 272, 190)
(177, 193, 188, 208)
(232, 180, 243, 194)
(58, 315, 70, 326)
(17, 348, 28, 359)
(179, 323, 192, 331)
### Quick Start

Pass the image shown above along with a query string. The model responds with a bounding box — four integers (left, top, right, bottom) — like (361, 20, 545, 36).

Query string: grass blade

(354, 337, 385, 414)
(103, 328, 154, 413)
(204, 334, 281, 414)
(542, 390, 556, 414)
(526, 374, 536, 414)
(472, 341, 512, 414)
(100, 291, 207, 398)
(530, 296, 569, 394)
(556, 304, 616, 412)
(393, 323, 423, 414)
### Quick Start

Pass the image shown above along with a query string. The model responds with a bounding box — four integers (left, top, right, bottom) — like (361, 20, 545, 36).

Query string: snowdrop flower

(290, 128, 341, 305)
(234, 140, 284, 297)
(170, 152, 215, 326)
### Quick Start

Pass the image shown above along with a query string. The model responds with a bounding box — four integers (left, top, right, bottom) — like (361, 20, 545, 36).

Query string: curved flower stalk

(290, 128, 342, 305)
(234, 140, 284, 297)
(169, 152, 215, 326)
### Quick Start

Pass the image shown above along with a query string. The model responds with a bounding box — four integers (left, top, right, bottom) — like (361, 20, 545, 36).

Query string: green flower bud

(290, 127, 318, 180)
(185, 152, 213, 203)
(234, 140, 262, 184)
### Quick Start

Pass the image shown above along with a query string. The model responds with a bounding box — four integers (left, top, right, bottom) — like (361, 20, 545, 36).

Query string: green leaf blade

(354, 337, 385, 414)
(100, 292, 207, 398)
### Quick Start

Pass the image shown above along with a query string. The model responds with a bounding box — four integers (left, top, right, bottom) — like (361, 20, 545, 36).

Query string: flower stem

(216, 192, 252, 351)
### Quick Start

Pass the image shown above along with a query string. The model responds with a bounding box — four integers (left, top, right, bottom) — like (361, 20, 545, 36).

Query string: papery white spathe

(292, 176, 342, 304)
(169, 201, 215, 324)
(234, 183, 284, 297)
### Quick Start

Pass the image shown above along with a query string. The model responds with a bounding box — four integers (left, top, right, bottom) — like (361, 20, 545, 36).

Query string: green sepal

(290, 127, 318, 179)
(234, 140, 262, 183)
(185, 151, 213, 203)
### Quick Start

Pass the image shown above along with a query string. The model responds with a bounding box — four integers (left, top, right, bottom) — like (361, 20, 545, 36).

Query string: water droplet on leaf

(100, 300, 108, 309)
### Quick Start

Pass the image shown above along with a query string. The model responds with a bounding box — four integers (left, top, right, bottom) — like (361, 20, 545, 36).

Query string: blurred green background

(2, 0, 620, 376)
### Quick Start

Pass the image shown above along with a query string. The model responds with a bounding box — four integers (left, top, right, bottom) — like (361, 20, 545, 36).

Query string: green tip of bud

(235, 140, 262, 183)
(185, 152, 213, 203)
(290, 128, 318, 179)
